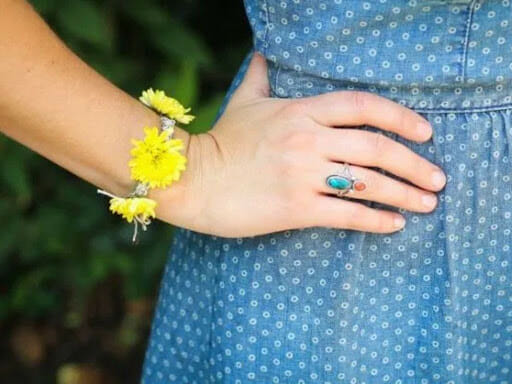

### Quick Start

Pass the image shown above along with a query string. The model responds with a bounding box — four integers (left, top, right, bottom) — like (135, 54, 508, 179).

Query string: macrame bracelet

(97, 88, 194, 243)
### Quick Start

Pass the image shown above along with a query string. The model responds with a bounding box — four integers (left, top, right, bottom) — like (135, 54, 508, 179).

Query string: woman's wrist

(1, 0, 200, 241)
(143, 131, 207, 229)
(108, 111, 192, 198)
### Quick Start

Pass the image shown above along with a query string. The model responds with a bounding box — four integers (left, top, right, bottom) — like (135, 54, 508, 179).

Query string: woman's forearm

(0, 1, 445, 239)
(0, 0, 191, 198)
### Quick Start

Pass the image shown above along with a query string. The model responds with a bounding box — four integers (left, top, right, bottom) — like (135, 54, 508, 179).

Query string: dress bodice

(243, 0, 512, 111)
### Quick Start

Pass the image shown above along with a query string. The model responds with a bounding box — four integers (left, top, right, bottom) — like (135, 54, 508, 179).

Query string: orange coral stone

(354, 181, 366, 191)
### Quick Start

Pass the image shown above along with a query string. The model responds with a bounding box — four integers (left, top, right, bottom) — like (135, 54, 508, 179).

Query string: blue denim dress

(141, 1, 512, 383)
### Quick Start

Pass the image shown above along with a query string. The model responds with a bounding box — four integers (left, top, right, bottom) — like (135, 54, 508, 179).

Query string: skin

(0, 0, 446, 239)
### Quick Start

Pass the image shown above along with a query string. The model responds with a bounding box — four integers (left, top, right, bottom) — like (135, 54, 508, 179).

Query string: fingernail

(394, 215, 406, 228)
(416, 121, 432, 139)
(422, 194, 437, 208)
(432, 170, 446, 189)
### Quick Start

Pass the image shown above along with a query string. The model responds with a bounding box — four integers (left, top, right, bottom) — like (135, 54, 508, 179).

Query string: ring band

(325, 162, 367, 197)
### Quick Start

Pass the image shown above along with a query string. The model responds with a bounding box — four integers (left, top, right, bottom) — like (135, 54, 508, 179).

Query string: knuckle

(368, 210, 392, 233)
(344, 203, 367, 229)
(341, 202, 395, 233)
(358, 169, 375, 193)
(350, 91, 372, 115)
(397, 107, 409, 133)
(280, 128, 318, 152)
(378, 213, 395, 232)
(275, 151, 300, 179)
(280, 99, 310, 118)
(357, 206, 390, 232)
(414, 157, 428, 178)
(370, 131, 391, 157)
(394, 180, 412, 207)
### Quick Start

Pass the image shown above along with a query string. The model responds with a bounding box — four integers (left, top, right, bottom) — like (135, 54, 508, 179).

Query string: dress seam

(410, 102, 512, 114)
(261, 0, 270, 55)
(460, 0, 478, 83)
(269, 93, 512, 113)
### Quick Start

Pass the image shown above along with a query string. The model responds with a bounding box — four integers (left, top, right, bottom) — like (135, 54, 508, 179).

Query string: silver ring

(325, 162, 367, 197)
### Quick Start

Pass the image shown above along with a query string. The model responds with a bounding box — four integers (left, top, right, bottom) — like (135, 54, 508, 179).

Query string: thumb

(230, 51, 270, 104)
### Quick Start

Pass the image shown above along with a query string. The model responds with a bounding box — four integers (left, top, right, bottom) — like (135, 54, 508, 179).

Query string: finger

(317, 127, 446, 192)
(305, 193, 406, 233)
(230, 50, 270, 105)
(299, 90, 433, 143)
(313, 161, 438, 213)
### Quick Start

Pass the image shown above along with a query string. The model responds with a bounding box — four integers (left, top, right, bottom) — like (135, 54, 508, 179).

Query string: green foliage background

(0, 0, 251, 381)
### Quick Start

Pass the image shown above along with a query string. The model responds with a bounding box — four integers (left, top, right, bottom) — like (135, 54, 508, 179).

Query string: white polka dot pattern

(248, 0, 512, 111)
(141, 1, 512, 383)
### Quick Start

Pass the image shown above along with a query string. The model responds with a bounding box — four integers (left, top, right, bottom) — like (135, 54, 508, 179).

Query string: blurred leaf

(0, 297, 9, 320)
(11, 267, 59, 317)
(148, 19, 212, 66)
(120, 1, 170, 27)
(154, 59, 199, 106)
(187, 94, 226, 134)
(30, 0, 58, 15)
(0, 216, 22, 259)
(56, 0, 114, 50)
(88, 54, 142, 87)
(1, 153, 31, 204)
(34, 205, 69, 254)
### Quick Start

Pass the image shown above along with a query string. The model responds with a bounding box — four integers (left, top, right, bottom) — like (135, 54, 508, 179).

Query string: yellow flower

(129, 126, 187, 188)
(139, 88, 195, 124)
(108, 196, 157, 223)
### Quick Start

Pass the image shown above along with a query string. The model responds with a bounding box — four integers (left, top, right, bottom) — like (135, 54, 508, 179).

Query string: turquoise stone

(327, 176, 352, 190)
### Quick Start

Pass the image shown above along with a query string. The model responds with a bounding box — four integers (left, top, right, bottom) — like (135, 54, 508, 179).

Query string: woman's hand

(0, 2, 443, 239)
(153, 52, 446, 238)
